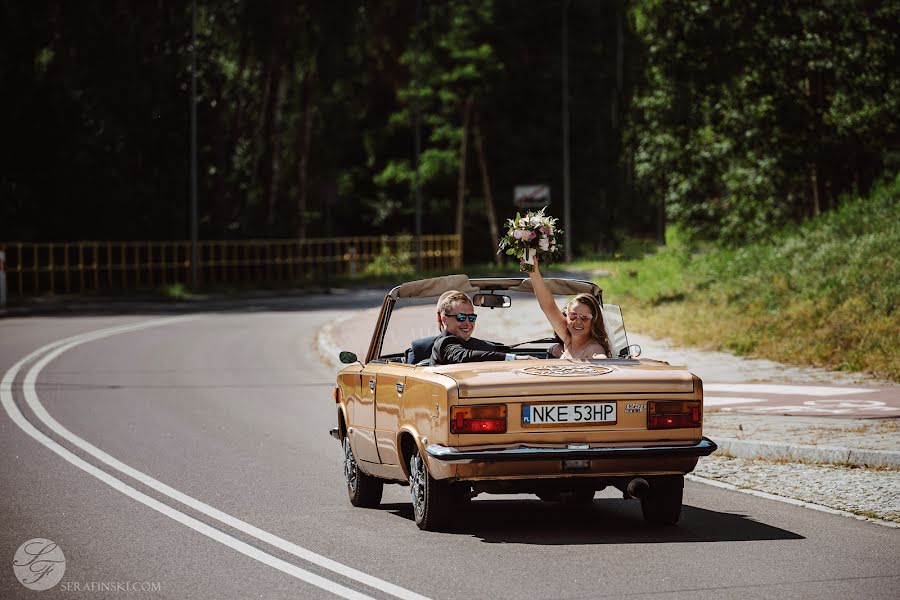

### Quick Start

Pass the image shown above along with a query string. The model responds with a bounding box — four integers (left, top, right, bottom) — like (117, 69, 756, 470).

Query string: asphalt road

(2, 300, 898, 599)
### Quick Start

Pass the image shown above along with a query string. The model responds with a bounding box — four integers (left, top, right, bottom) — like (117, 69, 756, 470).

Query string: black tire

(343, 437, 383, 508)
(640, 475, 684, 525)
(450, 483, 473, 506)
(408, 448, 451, 531)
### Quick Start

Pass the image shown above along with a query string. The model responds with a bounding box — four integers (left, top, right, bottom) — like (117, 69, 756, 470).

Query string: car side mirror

(339, 351, 358, 364)
(472, 293, 511, 309)
(617, 344, 641, 358)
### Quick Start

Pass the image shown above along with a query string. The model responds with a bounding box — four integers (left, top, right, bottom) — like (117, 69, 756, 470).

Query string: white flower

(539, 237, 550, 251)
(530, 215, 542, 227)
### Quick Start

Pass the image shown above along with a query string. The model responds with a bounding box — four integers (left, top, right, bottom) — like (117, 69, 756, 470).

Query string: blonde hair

(566, 293, 611, 356)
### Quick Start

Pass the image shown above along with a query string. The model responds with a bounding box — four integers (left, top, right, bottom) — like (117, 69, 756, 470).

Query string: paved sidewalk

(703, 413, 900, 468)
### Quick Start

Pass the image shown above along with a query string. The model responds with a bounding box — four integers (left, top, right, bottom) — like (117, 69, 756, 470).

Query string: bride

(528, 256, 611, 360)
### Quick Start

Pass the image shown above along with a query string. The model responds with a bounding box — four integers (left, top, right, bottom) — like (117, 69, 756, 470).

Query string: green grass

(570, 175, 900, 381)
(162, 282, 190, 300)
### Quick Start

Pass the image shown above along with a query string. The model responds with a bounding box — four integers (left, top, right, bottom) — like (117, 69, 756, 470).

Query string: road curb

(713, 437, 900, 468)
(686, 474, 900, 528)
(316, 313, 359, 371)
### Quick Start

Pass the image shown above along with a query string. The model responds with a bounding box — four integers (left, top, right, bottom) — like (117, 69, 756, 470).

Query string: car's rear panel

(431, 359, 705, 480)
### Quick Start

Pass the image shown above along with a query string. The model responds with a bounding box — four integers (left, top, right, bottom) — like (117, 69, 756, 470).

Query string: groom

(431, 291, 529, 365)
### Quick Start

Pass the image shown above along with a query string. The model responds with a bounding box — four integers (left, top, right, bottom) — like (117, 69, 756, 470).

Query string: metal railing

(0, 235, 461, 297)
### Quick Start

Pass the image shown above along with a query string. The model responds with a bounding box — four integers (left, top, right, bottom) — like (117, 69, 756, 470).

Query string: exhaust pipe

(626, 478, 650, 500)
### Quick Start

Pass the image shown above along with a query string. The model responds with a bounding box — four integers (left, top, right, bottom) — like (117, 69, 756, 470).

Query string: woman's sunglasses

(444, 313, 478, 322)
(566, 313, 593, 322)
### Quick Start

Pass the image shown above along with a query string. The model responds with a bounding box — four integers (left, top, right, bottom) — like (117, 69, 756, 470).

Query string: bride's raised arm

(528, 257, 569, 343)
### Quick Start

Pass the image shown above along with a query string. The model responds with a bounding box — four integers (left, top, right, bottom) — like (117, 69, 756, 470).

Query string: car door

(351, 363, 382, 464)
(374, 365, 406, 466)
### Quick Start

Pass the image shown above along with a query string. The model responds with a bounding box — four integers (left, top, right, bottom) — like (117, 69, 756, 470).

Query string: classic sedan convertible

(330, 274, 716, 530)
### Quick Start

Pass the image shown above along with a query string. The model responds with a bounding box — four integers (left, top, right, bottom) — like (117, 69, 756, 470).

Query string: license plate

(522, 403, 616, 426)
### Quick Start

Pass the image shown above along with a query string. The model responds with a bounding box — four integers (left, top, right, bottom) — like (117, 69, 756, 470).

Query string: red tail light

(648, 401, 701, 429)
(451, 405, 507, 434)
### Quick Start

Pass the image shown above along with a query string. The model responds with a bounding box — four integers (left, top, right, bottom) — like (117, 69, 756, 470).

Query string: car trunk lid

(434, 360, 695, 399)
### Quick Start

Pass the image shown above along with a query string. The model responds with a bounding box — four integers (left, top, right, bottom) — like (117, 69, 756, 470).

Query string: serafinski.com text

(60, 581, 161, 593)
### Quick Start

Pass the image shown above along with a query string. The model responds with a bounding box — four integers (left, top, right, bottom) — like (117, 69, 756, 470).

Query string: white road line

(704, 397, 768, 407)
(1, 334, 374, 600)
(4, 318, 432, 600)
(704, 383, 877, 396)
(685, 474, 900, 529)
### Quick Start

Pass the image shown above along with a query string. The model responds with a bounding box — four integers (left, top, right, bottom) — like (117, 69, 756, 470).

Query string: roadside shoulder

(692, 455, 900, 526)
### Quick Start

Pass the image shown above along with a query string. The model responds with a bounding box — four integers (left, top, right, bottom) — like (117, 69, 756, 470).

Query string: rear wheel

(449, 483, 473, 506)
(343, 437, 383, 508)
(408, 449, 451, 531)
(640, 475, 684, 525)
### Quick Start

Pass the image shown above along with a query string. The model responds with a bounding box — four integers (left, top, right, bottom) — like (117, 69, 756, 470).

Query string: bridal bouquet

(498, 207, 563, 272)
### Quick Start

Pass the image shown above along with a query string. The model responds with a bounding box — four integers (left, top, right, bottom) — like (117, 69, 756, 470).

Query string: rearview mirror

(472, 293, 511, 309)
(339, 351, 358, 364)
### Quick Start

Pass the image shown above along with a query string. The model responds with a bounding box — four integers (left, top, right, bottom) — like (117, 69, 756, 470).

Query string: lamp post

(562, 0, 572, 263)
(413, 0, 423, 272)
(190, 0, 199, 289)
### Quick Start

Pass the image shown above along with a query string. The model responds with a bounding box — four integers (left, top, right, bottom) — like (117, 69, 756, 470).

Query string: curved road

(1, 300, 898, 599)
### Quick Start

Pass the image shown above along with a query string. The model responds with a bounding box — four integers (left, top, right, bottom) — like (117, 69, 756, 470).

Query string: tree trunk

(805, 71, 825, 218)
(809, 162, 820, 218)
(248, 56, 274, 222)
(224, 30, 249, 229)
(266, 63, 288, 229)
(456, 97, 473, 261)
(473, 112, 501, 265)
(296, 75, 312, 240)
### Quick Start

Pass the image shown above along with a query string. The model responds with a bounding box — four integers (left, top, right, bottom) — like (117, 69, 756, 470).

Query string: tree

(376, 0, 503, 261)
(629, 0, 900, 244)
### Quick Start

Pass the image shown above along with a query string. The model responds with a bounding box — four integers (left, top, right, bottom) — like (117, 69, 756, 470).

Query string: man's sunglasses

(444, 313, 478, 322)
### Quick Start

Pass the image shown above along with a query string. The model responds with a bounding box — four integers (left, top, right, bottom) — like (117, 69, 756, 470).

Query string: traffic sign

(514, 185, 550, 208)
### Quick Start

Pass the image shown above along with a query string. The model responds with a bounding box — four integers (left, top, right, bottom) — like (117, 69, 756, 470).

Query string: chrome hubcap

(343, 438, 358, 493)
(409, 454, 426, 517)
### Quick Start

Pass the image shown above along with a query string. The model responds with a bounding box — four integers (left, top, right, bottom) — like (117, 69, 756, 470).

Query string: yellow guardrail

(0, 235, 461, 297)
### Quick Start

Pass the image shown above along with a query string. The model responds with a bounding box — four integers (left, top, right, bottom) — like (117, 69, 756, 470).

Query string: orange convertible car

(330, 275, 716, 530)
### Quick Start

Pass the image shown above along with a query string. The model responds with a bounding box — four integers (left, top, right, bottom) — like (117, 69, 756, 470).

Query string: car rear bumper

(425, 437, 718, 463)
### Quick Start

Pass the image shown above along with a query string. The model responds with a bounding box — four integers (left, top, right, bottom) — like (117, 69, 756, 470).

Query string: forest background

(3, 0, 897, 263)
